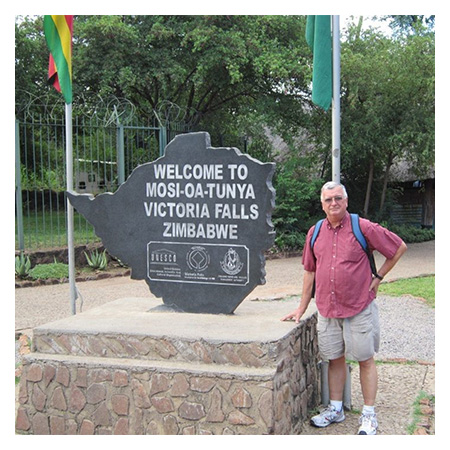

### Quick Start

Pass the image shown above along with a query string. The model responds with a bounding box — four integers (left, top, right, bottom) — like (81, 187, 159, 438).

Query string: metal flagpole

(332, 15, 341, 184)
(65, 102, 77, 314)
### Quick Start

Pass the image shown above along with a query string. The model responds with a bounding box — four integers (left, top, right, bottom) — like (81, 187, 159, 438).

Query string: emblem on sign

(220, 248, 244, 275)
(186, 246, 210, 272)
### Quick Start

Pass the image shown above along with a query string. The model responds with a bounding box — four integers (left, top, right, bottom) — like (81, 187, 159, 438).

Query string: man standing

(281, 181, 407, 435)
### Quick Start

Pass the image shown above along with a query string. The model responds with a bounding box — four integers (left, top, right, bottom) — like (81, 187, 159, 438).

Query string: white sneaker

(358, 412, 378, 435)
(310, 405, 345, 428)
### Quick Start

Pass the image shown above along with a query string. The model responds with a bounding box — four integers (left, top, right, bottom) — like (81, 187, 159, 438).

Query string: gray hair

(320, 181, 348, 200)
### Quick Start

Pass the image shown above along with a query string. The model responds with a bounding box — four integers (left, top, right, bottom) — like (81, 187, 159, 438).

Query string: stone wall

(16, 300, 319, 435)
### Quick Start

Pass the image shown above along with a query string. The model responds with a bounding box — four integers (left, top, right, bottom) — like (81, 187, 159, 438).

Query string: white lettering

(153, 164, 224, 180)
(147, 182, 255, 200)
(146, 182, 180, 198)
(144, 202, 210, 219)
(228, 164, 248, 180)
(214, 203, 259, 220)
(250, 204, 259, 220)
(162, 222, 238, 239)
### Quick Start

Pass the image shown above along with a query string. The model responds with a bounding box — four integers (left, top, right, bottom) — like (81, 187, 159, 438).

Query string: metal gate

(15, 113, 168, 251)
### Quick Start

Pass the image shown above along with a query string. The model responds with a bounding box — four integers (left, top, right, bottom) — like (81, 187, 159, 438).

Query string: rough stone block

(16, 296, 319, 435)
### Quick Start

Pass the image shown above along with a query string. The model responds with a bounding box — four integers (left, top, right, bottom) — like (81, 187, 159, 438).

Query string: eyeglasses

(323, 196, 345, 204)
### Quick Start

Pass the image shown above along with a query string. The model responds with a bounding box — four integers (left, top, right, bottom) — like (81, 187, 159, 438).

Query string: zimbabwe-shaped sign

(68, 132, 276, 314)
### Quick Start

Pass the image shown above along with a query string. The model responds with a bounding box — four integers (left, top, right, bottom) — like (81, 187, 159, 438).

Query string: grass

(407, 391, 435, 434)
(16, 209, 100, 250)
(378, 276, 435, 308)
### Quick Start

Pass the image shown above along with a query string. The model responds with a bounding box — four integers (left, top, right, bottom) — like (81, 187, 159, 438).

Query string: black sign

(68, 132, 275, 314)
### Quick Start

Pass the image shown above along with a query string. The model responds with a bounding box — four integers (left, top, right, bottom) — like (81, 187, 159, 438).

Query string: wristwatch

(374, 273, 384, 280)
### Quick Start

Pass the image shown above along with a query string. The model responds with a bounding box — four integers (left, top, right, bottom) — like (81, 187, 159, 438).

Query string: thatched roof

(389, 159, 435, 183)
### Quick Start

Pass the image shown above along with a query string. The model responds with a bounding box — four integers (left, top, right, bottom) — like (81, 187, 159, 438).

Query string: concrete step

(23, 351, 277, 380)
(32, 296, 317, 369)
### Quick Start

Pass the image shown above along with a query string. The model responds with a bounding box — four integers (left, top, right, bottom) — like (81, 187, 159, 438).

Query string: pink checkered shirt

(302, 212, 403, 318)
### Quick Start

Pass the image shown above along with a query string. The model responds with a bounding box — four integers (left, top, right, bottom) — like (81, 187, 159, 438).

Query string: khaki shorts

(317, 302, 380, 362)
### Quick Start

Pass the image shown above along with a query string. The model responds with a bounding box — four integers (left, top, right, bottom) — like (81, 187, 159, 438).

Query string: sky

(342, 15, 393, 35)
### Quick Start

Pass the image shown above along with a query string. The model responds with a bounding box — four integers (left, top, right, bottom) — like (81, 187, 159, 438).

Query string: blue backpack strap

(309, 219, 324, 299)
(350, 213, 367, 250)
(350, 213, 377, 275)
(310, 219, 325, 251)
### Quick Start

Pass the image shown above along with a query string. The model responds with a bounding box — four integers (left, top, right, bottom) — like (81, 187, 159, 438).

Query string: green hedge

(386, 224, 435, 243)
(273, 223, 434, 252)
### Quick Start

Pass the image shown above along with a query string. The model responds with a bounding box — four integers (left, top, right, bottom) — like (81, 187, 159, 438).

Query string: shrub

(29, 261, 69, 280)
(274, 231, 306, 252)
(385, 224, 435, 243)
(272, 162, 324, 237)
(273, 220, 434, 254)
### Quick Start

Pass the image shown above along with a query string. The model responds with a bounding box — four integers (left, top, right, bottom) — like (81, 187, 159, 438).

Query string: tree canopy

(15, 14, 435, 231)
(340, 18, 434, 216)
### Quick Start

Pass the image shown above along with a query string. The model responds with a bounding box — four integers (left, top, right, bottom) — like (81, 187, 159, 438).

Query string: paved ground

(15, 240, 436, 435)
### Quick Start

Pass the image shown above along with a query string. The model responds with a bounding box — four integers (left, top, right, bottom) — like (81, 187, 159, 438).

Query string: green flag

(306, 15, 332, 111)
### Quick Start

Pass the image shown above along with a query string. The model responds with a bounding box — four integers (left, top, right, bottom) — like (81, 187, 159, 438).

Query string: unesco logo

(186, 246, 210, 272)
(150, 249, 177, 264)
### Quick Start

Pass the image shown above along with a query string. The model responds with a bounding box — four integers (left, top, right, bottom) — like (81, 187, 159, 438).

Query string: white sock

(362, 405, 375, 415)
(330, 400, 343, 412)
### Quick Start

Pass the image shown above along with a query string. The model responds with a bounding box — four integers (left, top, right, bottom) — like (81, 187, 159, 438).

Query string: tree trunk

(379, 152, 394, 215)
(422, 178, 435, 228)
(363, 158, 374, 217)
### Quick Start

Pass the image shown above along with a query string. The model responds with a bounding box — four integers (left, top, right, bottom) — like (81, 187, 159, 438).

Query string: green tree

(383, 15, 435, 35)
(340, 18, 434, 217)
(15, 14, 435, 236)
(15, 16, 53, 111)
(72, 15, 312, 131)
(16, 15, 314, 151)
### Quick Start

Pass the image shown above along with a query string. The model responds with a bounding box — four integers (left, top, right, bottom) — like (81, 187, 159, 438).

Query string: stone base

(16, 297, 319, 435)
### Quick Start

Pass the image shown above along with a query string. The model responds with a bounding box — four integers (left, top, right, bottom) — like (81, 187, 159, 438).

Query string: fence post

(159, 126, 167, 157)
(15, 119, 24, 251)
(320, 360, 352, 411)
(117, 123, 125, 185)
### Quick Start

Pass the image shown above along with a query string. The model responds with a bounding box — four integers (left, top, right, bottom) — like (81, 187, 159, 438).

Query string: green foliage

(15, 16, 49, 104)
(384, 15, 435, 36)
(272, 156, 324, 231)
(15, 253, 31, 279)
(70, 15, 310, 128)
(29, 261, 69, 280)
(272, 196, 434, 252)
(275, 231, 306, 252)
(84, 249, 108, 270)
(384, 223, 435, 243)
(338, 19, 434, 215)
(20, 164, 66, 191)
(15, 15, 435, 241)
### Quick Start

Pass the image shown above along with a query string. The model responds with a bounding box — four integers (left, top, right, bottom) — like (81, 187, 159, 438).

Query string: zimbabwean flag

(44, 15, 73, 104)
